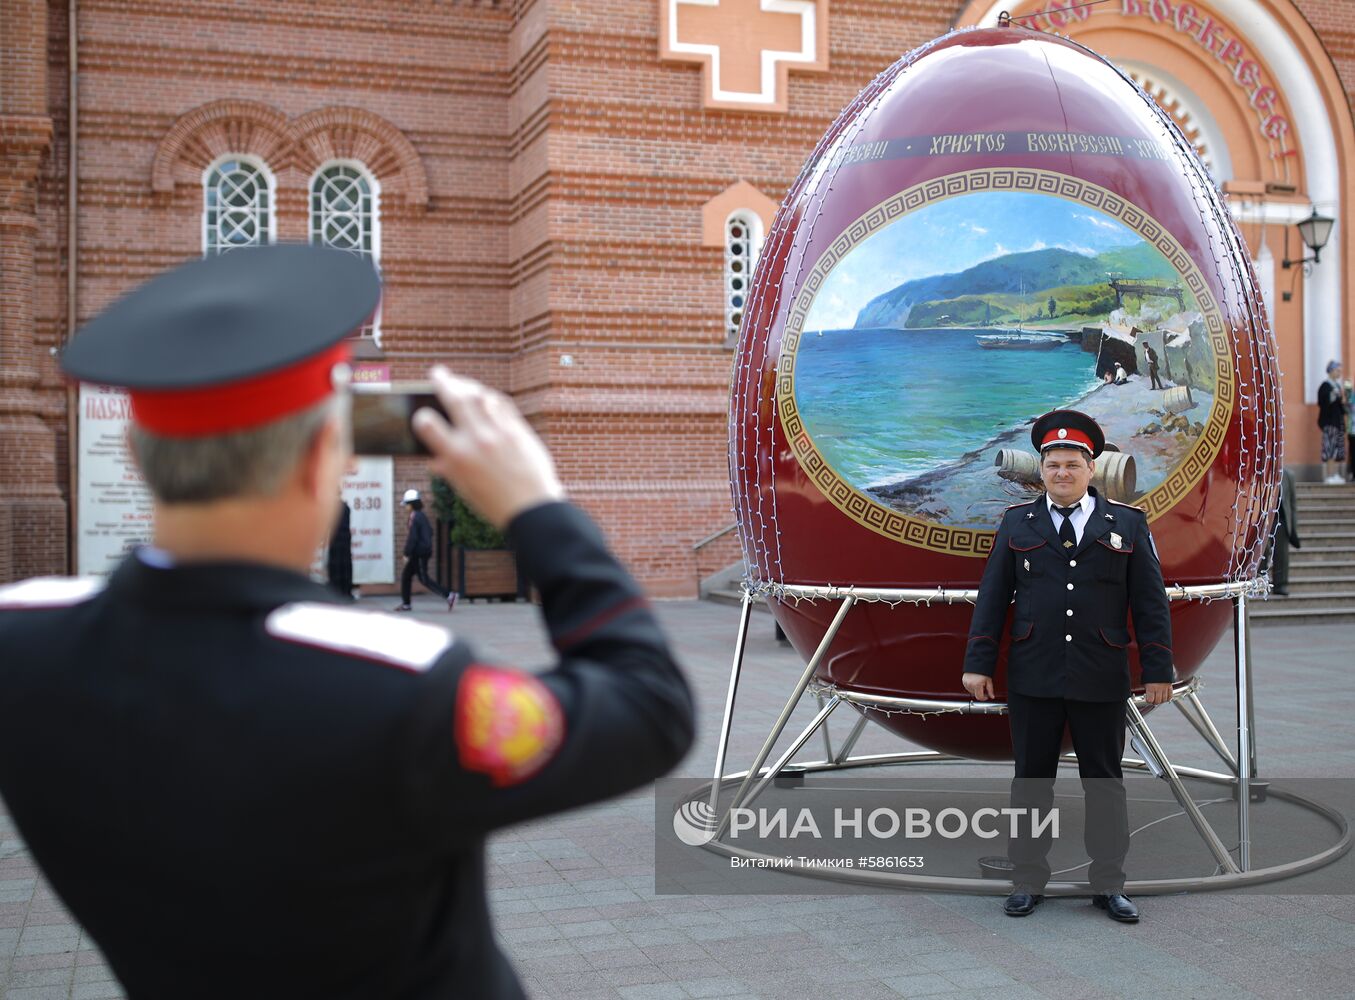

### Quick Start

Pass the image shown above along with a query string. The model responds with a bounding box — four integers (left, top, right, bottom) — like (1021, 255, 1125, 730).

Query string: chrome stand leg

(737, 696, 842, 815)
(833, 713, 870, 765)
(715, 595, 856, 837)
(1234, 593, 1253, 871)
(1125, 701, 1240, 874)
(709, 589, 754, 812)
(814, 692, 835, 762)
(1173, 691, 1239, 775)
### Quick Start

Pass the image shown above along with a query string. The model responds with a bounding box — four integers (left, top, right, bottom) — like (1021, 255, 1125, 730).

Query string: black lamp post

(1282, 208, 1336, 269)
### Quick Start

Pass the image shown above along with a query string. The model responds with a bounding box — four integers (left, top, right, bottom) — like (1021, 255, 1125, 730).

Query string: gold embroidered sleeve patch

(454, 666, 566, 787)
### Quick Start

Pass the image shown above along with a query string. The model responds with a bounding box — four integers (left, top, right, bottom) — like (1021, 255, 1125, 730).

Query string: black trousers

(327, 557, 352, 601)
(400, 554, 448, 604)
(1007, 692, 1129, 893)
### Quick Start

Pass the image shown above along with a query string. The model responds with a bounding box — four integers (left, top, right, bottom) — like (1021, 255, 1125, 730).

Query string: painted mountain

(853, 243, 1178, 329)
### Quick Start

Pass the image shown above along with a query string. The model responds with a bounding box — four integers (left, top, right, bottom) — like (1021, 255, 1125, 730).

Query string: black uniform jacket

(962, 487, 1174, 701)
(404, 507, 434, 558)
(0, 502, 693, 1000)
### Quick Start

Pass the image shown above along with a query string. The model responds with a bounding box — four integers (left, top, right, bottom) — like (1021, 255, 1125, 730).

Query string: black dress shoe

(1004, 889, 1043, 916)
(1092, 893, 1139, 922)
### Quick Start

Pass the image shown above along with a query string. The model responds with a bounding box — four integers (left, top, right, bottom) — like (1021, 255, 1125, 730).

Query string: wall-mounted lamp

(1282, 208, 1335, 269)
(1281, 208, 1335, 300)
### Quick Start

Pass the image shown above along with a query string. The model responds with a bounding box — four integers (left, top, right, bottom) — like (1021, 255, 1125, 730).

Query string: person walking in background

(326, 493, 353, 601)
(396, 488, 456, 611)
(1144, 343, 1163, 390)
(1318, 360, 1348, 484)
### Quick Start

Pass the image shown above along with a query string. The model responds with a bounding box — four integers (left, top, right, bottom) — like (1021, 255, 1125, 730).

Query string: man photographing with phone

(0, 245, 695, 999)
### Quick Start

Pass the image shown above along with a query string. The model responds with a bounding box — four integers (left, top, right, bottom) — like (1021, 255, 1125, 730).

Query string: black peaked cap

(1030, 409, 1106, 458)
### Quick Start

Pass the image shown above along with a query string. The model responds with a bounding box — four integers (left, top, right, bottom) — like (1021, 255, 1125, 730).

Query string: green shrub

(431, 476, 506, 549)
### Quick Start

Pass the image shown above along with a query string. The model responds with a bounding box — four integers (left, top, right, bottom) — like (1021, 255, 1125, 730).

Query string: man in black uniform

(961, 410, 1173, 923)
(327, 492, 353, 600)
(0, 245, 694, 999)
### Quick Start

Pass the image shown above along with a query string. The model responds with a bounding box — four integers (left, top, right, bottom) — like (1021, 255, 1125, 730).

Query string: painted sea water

(794, 328, 1103, 488)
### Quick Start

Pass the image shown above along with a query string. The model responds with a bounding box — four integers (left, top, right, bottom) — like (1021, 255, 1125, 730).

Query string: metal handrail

(742, 578, 1267, 604)
(809, 674, 1202, 717)
(692, 523, 738, 553)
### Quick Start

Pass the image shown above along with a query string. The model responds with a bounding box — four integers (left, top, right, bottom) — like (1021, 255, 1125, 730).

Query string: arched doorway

(955, 0, 1355, 472)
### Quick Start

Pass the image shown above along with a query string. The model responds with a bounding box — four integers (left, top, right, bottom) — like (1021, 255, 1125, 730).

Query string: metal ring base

(692, 752, 1351, 895)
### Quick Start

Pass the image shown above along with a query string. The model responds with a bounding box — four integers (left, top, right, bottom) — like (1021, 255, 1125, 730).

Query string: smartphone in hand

(350, 389, 449, 456)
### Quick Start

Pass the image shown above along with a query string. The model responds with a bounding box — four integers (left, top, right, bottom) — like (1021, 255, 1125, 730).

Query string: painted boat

(974, 330, 1066, 349)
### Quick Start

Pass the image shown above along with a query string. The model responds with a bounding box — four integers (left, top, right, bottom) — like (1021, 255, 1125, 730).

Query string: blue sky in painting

(805, 191, 1140, 331)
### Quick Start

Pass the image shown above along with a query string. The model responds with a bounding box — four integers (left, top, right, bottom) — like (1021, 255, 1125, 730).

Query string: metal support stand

(709, 590, 753, 812)
(1125, 700, 1239, 873)
(694, 577, 1349, 893)
(1234, 592, 1253, 870)
(714, 594, 854, 839)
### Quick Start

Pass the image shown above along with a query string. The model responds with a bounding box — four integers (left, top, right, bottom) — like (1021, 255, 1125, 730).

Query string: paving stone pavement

(2, 595, 1353, 999)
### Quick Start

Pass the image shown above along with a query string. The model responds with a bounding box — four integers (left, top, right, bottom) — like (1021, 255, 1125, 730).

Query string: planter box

(453, 547, 524, 601)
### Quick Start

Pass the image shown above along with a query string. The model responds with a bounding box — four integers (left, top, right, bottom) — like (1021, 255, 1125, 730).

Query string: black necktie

(1053, 506, 1078, 549)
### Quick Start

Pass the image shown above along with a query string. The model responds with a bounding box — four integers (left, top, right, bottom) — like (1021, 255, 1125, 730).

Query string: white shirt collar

(1046, 491, 1092, 518)
(134, 545, 177, 569)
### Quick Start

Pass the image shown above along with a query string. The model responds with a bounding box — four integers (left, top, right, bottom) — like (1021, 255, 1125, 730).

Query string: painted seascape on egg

(787, 188, 1221, 530)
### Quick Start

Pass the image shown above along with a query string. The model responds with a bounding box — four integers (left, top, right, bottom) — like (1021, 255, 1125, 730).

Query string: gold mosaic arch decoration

(776, 167, 1237, 557)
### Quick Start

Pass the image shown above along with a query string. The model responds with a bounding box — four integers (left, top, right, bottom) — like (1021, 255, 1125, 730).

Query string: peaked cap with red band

(1030, 409, 1105, 459)
(61, 244, 380, 438)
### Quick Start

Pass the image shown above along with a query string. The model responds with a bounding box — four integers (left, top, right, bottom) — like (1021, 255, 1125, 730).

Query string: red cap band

(1040, 427, 1094, 453)
(129, 341, 352, 438)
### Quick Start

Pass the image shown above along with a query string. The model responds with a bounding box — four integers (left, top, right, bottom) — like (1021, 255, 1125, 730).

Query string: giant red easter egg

(729, 26, 1282, 760)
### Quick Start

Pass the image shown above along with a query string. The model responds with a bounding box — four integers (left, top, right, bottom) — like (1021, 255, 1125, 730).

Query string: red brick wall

(7, 0, 1353, 590)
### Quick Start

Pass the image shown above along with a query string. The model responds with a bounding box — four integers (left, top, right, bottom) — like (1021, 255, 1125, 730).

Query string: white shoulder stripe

(0, 576, 105, 609)
(265, 603, 453, 673)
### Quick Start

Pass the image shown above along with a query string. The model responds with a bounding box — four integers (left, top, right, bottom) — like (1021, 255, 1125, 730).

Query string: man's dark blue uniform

(0, 502, 693, 999)
(0, 244, 695, 998)
(963, 410, 1173, 915)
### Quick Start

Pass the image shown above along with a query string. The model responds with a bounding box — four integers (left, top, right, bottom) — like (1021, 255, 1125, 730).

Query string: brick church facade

(3, 0, 1354, 594)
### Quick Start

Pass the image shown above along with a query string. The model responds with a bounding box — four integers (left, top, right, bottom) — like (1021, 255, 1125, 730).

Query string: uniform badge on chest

(1110, 532, 1123, 550)
(1023, 558, 1030, 572)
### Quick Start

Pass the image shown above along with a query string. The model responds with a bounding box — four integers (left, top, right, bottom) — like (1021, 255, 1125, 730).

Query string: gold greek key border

(777, 168, 1236, 557)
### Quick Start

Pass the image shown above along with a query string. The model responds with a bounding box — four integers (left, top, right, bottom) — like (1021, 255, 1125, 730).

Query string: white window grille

(310, 161, 382, 343)
(203, 156, 275, 256)
(725, 211, 764, 345)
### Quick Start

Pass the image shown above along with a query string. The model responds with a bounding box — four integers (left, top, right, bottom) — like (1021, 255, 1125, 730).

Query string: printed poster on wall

(344, 457, 394, 584)
(77, 385, 154, 577)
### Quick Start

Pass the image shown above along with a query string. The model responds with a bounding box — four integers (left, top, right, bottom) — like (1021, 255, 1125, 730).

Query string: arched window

(725, 211, 764, 345)
(203, 156, 275, 256)
(310, 161, 381, 342)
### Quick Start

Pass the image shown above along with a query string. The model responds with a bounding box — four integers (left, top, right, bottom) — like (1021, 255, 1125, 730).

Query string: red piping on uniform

(553, 596, 647, 651)
(1144, 641, 1172, 653)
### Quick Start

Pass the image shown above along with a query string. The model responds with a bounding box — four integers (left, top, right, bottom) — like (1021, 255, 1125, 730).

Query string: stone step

(1294, 536, 1355, 550)
(706, 588, 771, 611)
(1298, 517, 1355, 528)
(1262, 588, 1355, 604)
(1283, 576, 1355, 595)
(1288, 562, 1355, 578)
(1289, 495, 1355, 506)
(1249, 604, 1355, 627)
(1296, 482, 1355, 491)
